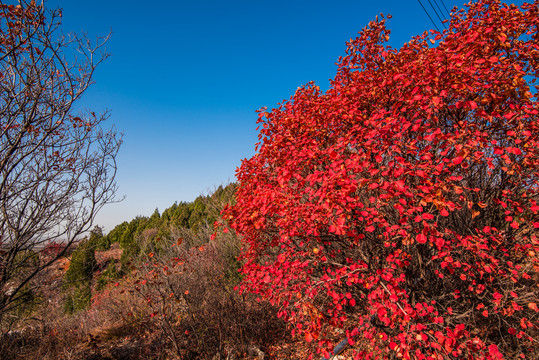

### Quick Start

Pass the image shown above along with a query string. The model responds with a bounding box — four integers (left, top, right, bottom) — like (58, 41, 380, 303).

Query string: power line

(438, 0, 451, 17)
(417, 0, 441, 32)
(431, 0, 449, 25)
(433, 0, 451, 19)
(427, 0, 447, 28)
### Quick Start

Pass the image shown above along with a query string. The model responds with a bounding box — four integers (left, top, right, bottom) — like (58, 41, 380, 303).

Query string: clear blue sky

(45, 0, 466, 232)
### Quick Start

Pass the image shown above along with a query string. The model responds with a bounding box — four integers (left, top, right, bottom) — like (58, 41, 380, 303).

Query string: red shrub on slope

(225, 1, 539, 358)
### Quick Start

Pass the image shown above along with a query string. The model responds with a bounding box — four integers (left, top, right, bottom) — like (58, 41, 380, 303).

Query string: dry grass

(1, 236, 290, 360)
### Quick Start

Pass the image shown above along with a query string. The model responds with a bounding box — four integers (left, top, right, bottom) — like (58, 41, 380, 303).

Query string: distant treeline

(96, 183, 237, 269)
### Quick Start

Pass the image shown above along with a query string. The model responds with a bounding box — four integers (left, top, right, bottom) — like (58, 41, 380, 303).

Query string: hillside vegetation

(2, 1, 539, 359)
(0, 183, 295, 359)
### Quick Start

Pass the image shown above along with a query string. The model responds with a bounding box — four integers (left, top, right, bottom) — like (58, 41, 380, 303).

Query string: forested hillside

(100, 184, 238, 270)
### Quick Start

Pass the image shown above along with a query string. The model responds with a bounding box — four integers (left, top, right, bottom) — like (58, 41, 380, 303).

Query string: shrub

(64, 283, 92, 315)
(96, 261, 121, 291)
(63, 240, 97, 314)
(64, 241, 97, 285)
(224, 1, 539, 359)
(121, 222, 287, 359)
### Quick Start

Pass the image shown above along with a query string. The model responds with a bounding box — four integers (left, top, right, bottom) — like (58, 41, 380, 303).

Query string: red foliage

(224, 1, 539, 358)
(40, 242, 67, 259)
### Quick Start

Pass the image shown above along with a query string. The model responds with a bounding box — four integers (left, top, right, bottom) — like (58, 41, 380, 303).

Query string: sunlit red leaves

(224, 0, 539, 358)
(452, 156, 464, 165)
(489, 344, 503, 360)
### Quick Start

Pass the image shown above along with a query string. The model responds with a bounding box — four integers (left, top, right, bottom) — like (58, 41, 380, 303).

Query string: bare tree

(0, 1, 121, 322)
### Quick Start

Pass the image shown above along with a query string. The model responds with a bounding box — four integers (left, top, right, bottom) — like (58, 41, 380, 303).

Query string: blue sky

(45, 0, 465, 232)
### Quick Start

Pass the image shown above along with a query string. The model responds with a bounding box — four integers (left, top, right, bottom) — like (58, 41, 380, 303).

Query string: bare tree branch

(0, 0, 122, 322)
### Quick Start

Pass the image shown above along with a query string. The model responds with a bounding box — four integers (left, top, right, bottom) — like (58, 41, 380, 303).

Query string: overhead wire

(427, 0, 447, 29)
(438, 0, 452, 17)
(417, 0, 441, 32)
(431, 0, 449, 26)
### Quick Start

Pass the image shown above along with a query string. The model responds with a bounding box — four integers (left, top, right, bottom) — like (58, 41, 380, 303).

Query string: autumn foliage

(224, 1, 539, 359)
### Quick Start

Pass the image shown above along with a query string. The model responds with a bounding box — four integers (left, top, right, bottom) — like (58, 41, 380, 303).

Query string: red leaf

(395, 180, 405, 191)
(417, 234, 427, 244)
(452, 156, 463, 165)
(488, 344, 503, 359)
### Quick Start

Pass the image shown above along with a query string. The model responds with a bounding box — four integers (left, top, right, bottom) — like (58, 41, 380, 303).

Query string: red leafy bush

(225, 1, 539, 359)
(40, 242, 67, 260)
